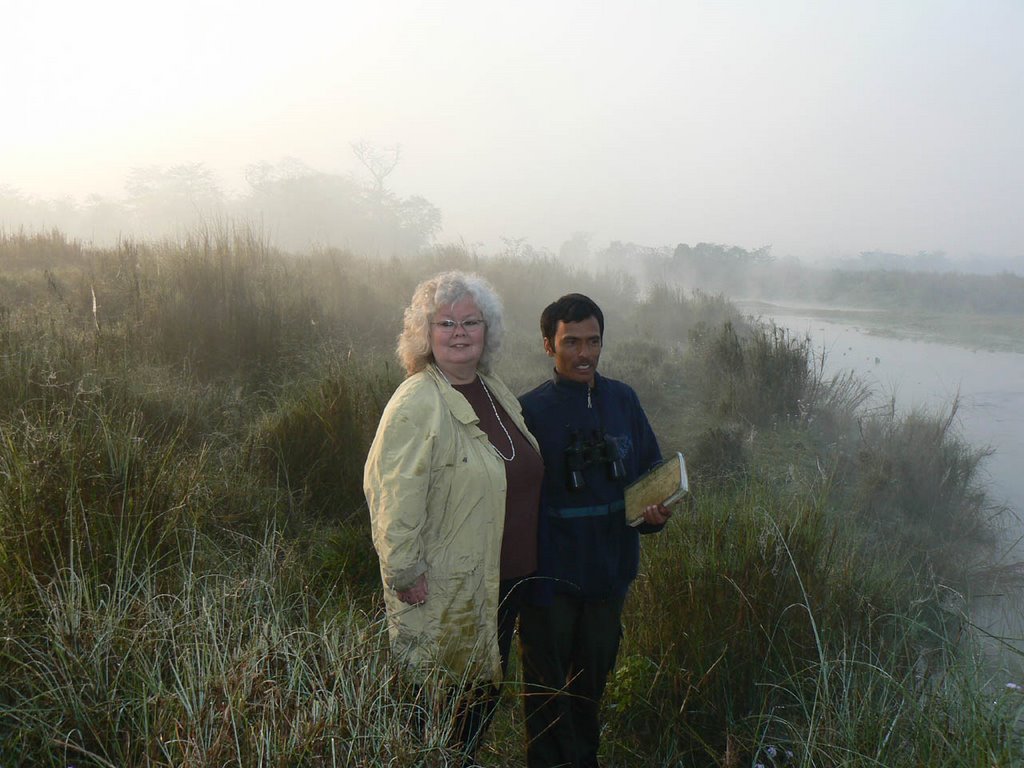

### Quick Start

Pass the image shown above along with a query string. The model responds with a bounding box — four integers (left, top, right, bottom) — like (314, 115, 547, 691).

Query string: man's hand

(642, 503, 672, 526)
(397, 573, 428, 605)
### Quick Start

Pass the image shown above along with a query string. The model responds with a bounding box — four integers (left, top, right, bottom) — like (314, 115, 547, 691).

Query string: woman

(363, 271, 543, 760)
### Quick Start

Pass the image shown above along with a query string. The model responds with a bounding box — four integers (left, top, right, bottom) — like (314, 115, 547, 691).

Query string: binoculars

(565, 431, 626, 491)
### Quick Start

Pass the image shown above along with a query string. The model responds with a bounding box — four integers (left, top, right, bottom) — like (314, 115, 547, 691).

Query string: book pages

(624, 452, 688, 526)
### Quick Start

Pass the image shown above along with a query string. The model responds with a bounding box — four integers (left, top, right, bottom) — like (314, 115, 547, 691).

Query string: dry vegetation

(1, 228, 1021, 766)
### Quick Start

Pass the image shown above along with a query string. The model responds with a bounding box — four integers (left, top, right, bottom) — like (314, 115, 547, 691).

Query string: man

(518, 293, 672, 768)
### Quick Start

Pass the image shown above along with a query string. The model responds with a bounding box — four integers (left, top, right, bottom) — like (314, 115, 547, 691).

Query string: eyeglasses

(432, 318, 486, 333)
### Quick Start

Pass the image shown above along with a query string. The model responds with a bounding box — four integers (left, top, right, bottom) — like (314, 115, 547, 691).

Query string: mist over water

(749, 302, 1024, 554)
(744, 302, 1024, 670)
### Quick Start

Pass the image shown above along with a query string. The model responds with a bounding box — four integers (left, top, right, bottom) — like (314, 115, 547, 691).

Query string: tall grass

(687, 320, 811, 429)
(253, 351, 400, 522)
(682, 317, 1000, 586)
(616, 479, 920, 760)
(846, 398, 1000, 586)
(1, 526, 471, 766)
(0, 227, 1020, 765)
(0, 396, 195, 596)
(0, 228, 85, 273)
(609, 475, 1021, 766)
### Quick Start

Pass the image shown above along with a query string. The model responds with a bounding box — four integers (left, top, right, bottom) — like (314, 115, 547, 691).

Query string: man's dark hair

(540, 293, 605, 342)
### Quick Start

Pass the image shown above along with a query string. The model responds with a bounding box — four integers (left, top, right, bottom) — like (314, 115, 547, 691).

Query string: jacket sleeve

(363, 391, 435, 592)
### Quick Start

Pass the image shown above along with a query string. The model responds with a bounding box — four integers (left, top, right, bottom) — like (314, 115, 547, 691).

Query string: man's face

(545, 316, 602, 386)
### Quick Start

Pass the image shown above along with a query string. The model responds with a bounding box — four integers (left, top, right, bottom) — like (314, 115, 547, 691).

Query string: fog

(3, 0, 1023, 267)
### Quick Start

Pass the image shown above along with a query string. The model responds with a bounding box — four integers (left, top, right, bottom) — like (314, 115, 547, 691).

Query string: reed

(0, 227, 1019, 766)
(1, 526, 471, 766)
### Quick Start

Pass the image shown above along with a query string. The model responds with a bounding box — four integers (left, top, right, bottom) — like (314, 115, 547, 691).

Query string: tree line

(0, 154, 441, 257)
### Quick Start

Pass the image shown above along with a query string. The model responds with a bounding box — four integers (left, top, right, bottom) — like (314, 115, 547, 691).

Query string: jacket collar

(551, 369, 602, 395)
(425, 364, 481, 425)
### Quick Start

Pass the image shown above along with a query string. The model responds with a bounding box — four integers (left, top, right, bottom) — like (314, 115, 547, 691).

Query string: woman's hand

(397, 573, 428, 605)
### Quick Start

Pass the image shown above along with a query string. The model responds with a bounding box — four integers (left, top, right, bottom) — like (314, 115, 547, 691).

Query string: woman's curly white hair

(397, 271, 505, 376)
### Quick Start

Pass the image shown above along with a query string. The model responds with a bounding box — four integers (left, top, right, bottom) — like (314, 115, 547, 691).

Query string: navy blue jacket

(519, 371, 664, 602)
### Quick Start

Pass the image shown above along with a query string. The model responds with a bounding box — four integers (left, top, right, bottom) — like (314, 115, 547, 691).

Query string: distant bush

(613, 479, 952, 766)
(0, 229, 84, 272)
(687, 320, 811, 428)
(589, 235, 1024, 318)
(848, 399, 998, 584)
(629, 283, 730, 345)
(138, 229, 322, 378)
(254, 353, 400, 521)
(687, 424, 749, 483)
(816, 268, 1024, 315)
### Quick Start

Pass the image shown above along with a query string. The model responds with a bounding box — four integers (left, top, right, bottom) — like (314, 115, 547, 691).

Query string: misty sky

(4, 0, 1023, 263)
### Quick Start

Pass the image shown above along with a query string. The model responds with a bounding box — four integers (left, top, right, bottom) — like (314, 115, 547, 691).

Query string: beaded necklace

(438, 368, 516, 462)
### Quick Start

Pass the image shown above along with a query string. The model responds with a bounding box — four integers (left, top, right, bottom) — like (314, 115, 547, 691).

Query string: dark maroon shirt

(454, 377, 543, 579)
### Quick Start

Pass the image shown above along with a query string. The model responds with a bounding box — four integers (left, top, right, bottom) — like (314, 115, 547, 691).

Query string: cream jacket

(363, 364, 539, 682)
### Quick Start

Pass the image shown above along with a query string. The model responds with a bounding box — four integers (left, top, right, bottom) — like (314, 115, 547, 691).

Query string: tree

(559, 232, 593, 267)
(125, 163, 225, 236)
(350, 141, 401, 197)
(237, 156, 441, 256)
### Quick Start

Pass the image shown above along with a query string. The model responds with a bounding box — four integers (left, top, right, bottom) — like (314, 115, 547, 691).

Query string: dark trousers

(411, 682, 498, 765)
(452, 683, 500, 760)
(518, 592, 626, 768)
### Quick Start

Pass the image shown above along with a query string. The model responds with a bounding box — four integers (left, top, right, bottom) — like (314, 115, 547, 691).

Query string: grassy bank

(1, 229, 1021, 766)
(738, 300, 1024, 355)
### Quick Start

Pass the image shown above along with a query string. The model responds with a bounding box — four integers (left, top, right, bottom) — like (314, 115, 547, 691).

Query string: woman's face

(430, 296, 486, 374)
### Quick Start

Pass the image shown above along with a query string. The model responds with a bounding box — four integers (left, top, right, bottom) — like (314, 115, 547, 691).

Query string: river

(739, 300, 1024, 669)
(739, 301, 1024, 555)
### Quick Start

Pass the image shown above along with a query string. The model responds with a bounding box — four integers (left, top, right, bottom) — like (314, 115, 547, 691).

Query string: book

(624, 452, 689, 527)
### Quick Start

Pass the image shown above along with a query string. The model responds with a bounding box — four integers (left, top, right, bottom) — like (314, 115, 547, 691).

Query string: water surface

(741, 301, 1024, 540)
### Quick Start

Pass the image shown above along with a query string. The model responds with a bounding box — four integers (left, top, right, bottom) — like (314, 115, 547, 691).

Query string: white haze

(3, 0, 1023, 266)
